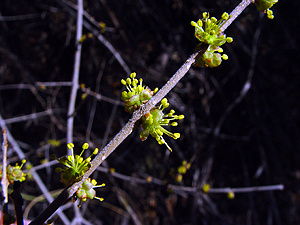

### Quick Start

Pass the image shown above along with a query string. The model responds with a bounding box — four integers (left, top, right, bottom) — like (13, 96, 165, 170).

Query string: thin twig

(168, 184, 284, 194)
(114, 188, 142, 225)
(86, 61, 106, 142)
(11, 181, 24, 225)
(220, 0, 254, 33)
(80, 87, 123, 106)
(35, 81, 73, 87)
(3, 109, 62, 125)
(66, 0, 84, 145)
(208, 184, 285, 193)
(1, 129, 8, 204)
(0, 82, 72, 91)
(0, 13, 41, 21)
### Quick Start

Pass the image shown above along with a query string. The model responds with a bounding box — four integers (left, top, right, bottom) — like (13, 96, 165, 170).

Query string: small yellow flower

(227, 191, 235, 199)
(202, 184, 210, 193)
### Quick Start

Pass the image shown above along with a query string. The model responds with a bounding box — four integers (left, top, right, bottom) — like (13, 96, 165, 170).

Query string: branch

(66, 0, 84, 144)
(11, 181, 24, 225)
(1, 130, 8, 204)
(168, 184, 284, 194)
(220, 0, 254, 33)
(30, 0, 254, 223)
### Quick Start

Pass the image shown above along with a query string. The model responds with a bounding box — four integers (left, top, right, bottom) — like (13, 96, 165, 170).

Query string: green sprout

(140, 98, 184, 152)
(0, 159, 27, 184)
(75, 178, 105, 207)
(53, 143, 98, 186)
(255, 0, 278, 19)
(121, 72, 158, 114)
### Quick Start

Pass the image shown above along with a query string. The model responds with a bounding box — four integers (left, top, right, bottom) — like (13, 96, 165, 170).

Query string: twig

(24, 159, 59, 173)
(0, 82, 72, 91)
(208, 184, 284, 193)
(168, 184, 284, 194)
(220, 0, 254, 33)
(86, 61, 106, 142)
(3, 109, 62, 125)
(114, 188, 142, 225)
(1, 130, 8, 204)
(66, 0, 84, 145)
(96, 166, 151, 184)
(11, 181, 24, 225)
(0, 13, 41, 21)
(80, 87, 123, 106)
(35, 81, 73, 87)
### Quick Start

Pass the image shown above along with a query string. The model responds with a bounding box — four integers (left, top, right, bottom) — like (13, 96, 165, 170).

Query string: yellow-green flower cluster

(191, 12, 233, 67)
(191, 12, 233, 46)
(255, 0, 278, 19)
(121, 72, 158, 114)
(140, 98, 184, 152)
(121, 73, 184, 151)
(0, 159, 27, 184)
(194, 45, 229, 68)
(75, 178, 105, 207)
(54, 143, 98, 186)
(176, 160, 192, 183)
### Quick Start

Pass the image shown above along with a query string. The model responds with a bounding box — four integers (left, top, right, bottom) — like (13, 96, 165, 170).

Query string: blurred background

(0, 0, 300, 224)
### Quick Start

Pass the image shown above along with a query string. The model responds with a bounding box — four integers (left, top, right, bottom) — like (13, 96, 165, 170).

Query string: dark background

(1, 0, 300, 224)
